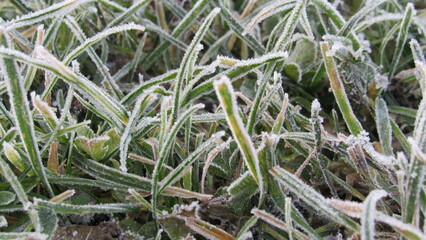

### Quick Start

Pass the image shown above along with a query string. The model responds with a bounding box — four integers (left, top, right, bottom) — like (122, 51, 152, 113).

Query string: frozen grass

(0, 0, 425, 239)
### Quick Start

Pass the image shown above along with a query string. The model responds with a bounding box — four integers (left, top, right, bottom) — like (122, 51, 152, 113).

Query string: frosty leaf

(0, 191, 15, 206)
(3, 142, 28, 173)
(170, 8, 219, 124)
(3, 0, 92, 30)
(214, 76, 263, 188)
(158, 132, 225, 195)
(270, 166, 360, 232)
(0, 29, 53, 196)
(34, 199, 141, 214)
(375, 98, 393, 156)
(74, 129, 120, 161)
(388, 3, 414, 79)
(252, 208, 310, 240)
(243, 0, 296, 35)
(362, 190, 387, 240)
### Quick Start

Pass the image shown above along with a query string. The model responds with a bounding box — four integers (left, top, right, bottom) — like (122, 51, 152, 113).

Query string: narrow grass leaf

(34, 199, 141, 214)
(270, 166, 360, 232)
(404, 96, 426, 223)
(312, 0, 361, 49)
(251, 208, 310, 240)
(3, 0, 91, 30)
(337, 0, 387, 37)
(184, 218, 235, 240)
(235, 216, 258, 240)
(143, 0, 210, 68)
(214, 76, 262, 186)
(273, 0, 308, 52)
(129, 189, 160, 214)
(0, 157, 30, 210)
(213, 0, 265, 55)
(158, 131, 225, 194)
(375, 98, 393, 156)
(320, 41, 363, 135)
(0, 29, 53, 196)
(170, 8, 219, 124)
(243, 0, 296, 35)
(362, 189, 387, 240)
(120, 95, 146, 172)
(151, 104, 205, 221)
(410, 39, 426, 92)
(106, 0, 151, 28)
(388, 3, 414, 79)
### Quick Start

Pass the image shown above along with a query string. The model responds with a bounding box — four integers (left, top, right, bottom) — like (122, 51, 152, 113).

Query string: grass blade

(270, 166, 360, 232)
(320, 41, 363, 135)
(3, 0, 91, 30)
(214, 76, 262, 187)
(388, 3, 414, 79)
(0, 29, 53, 197)
(213, 0, 265, 55)
(158, 132, 225, 194)
(375, 98, 393, 156)
(362, 190, 387, 240)
(170, 8, 220, 125)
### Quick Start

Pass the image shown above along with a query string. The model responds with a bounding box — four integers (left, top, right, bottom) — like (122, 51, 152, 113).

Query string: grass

(0, 0, 425, 239)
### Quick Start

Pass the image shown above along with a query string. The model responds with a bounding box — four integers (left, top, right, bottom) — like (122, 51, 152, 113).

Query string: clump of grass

(0, 0, 425, 239)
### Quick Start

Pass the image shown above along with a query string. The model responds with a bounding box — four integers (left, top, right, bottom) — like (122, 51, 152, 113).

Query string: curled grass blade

(362, 190, 387, 240)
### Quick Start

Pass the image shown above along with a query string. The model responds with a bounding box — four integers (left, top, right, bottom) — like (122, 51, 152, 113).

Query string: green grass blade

(0, 46, 129, 128)
(143, 0, 211, 69)
(158, 131, 225, 194)
(184, 52, 287, 106)
(361, 190, 387, 240)
(273, 0, 308, 52)
(3, 0, 91, 30)
(404, 88, 426, 224)
(388, 3, 414, 79)
(235, 216, 258, 240)
(320, 41, 363, 135)
(0, 157, 30, 210)
(245, 0, 304, 134)
(170, 8, 220, 125)
(151, 104, 205, 222)
(375, 98, 393, 156)
(105, 0, 150, 28)
(213, 0, 265, 55)
(337, 0, 387, 37)
(0, 29, 53, 197)
(34, 199, 141, 214)
(410, 39, 426, 92)
(270, 166, 360, 232)
(311, 0, 361, 50)
(214, 76, 262, 187)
